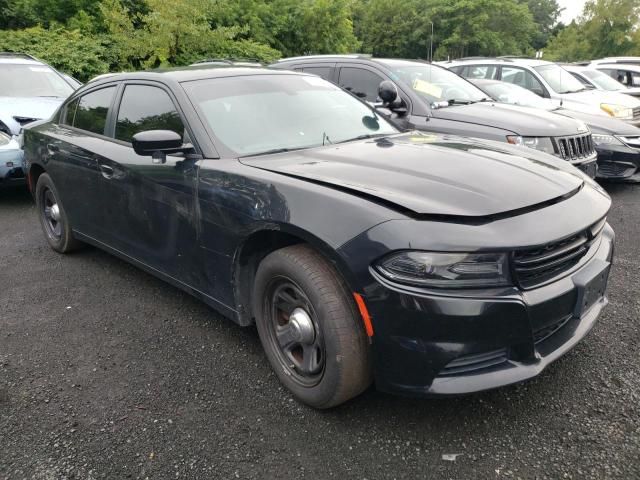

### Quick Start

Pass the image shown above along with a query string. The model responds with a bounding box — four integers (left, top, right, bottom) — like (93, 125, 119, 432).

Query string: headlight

(592, 134, 624, 146)
(375, 251, 512, 288)
(506, 136, 555, 155)
(600, 103, 633, 120)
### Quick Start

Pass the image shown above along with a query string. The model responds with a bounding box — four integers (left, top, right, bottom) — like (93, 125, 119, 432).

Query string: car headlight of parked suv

(600, 103, 634, 120)
(375, 251, 511, 288)
(506, 136, 555, 155)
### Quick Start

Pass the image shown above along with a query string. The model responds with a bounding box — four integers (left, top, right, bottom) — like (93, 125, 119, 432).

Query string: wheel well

(233, 230, 303, 326)
(233, 229, 356, 327)
(28, 164, 46, 194)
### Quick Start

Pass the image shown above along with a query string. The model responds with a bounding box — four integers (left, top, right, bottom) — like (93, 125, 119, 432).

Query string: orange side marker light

(353, 293, 374, 337)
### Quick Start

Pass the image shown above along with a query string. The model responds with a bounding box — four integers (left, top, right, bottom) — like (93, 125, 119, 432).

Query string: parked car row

(21, 56, 615, 408)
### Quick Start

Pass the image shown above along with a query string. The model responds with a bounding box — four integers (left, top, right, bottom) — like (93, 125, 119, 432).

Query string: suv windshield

(0, 63, 73, 98)
(580, 69, 626, 91)
(183, 74, 397, 156)
(380, 60, 487, 105)
(534, 64, 586, 94)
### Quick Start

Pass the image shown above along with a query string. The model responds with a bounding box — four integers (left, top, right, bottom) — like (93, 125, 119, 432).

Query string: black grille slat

(514, 235, 588, 267)
(439, 348, 509, 376)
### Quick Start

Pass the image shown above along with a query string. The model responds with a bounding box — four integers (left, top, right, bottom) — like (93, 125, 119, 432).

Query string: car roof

(85, 65, 314, 89)
(594, 63, 640, 72)
(274, 54, 432, 67)
(0, 53, 47, 66)
(446, 57, 551, 67)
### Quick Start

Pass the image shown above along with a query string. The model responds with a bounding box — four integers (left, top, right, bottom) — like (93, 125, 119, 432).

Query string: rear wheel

(35, 173, 82, 253)
(253, 244, 372, 408)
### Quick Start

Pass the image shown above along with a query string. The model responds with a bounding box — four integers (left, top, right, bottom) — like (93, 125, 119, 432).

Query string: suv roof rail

(454, 56, 513, 62)
(277, 54, 372, 63)
(0, 51, 40, 61)
(192, 57, 262, 65)
(497, 55, 531, 59)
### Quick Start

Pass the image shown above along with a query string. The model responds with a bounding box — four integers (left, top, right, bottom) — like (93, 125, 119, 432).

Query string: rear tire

(253, 244, 372, 409)
(35, 173, 82, 253)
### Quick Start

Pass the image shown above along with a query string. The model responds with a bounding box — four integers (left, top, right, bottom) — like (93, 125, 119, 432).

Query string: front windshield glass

(0, 64, 73, 98)
(534, 64, 586, 94)
(183, 74, 397, 156)
(380, 60, 487, 105)
(580, 69, 626, 91)
(481, 82, 551, 108)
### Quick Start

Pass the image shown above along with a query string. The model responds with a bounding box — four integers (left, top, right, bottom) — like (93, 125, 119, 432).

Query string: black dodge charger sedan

(24, 67, 614, 408)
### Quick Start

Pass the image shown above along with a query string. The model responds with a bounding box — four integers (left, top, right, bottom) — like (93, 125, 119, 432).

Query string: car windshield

(183, 74, 398, 156)
(580, 69, 626, 91)
(0, 63, 74, 98)
(480, 81, 555, 109)
(379, 60, 487, 105)
(534, 64, 586, 94)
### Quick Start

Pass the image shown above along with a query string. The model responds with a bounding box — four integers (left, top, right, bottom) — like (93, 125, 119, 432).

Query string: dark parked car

(471, 78, 640, 182)
(24, 67, 614, 408)
(271, 55, 598, 177)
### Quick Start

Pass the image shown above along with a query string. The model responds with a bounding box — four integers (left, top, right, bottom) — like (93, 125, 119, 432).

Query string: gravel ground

(1, 183, 639, 480)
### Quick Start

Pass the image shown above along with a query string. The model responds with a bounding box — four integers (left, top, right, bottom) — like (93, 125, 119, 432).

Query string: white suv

(446, 57, 640, 127)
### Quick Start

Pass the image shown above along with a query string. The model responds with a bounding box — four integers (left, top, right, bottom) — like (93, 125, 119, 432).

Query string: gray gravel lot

(1, 183, 639, 480)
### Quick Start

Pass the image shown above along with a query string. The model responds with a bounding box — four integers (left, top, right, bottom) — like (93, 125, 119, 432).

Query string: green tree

(519, 0, 563, 49)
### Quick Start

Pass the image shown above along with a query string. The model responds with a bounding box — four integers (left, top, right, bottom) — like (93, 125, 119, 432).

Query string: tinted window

(61, 98, 79, 125)
(302, 66, 332, 80)
(338, 67, 384, 102)
(501, 66, 546, 95)
(115, 85, 185, 143)
(73, 87, 116, 135)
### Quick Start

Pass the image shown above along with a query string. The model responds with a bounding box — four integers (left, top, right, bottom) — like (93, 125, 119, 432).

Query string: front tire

(253, 244, 372, 409)
(35, 173, 82, 253)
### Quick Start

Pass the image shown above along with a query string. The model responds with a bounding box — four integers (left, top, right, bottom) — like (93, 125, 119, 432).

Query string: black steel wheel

(253, 244, 372, 409)
(35, 173, 82, 253)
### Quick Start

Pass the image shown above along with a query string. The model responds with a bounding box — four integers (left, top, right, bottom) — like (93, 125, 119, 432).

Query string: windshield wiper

(447, 99, 474, 105)
(239, 146, 307, 158)
(335, 133, 389, 144)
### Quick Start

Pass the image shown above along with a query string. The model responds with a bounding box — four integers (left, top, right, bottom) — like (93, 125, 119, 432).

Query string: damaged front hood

(240, 133, 584, 219)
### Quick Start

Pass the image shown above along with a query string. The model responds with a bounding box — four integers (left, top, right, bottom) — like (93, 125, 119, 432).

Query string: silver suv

(0, 52, 77, 137)
(446, 57, 640, 126)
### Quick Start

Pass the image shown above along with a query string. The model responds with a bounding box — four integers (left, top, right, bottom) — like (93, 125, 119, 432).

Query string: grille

(633, 107, 640, 121)
(533, 315, 572, 344)
(438, 348, 509, 376)
(554, 134, 595, 161)
(513, 218, 605, 288)
(618, 135, 640, 148)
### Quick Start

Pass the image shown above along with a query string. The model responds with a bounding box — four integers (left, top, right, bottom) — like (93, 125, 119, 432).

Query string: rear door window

(115, 85, 185, 143)
(337, 67, 384, 102)
(301, 66, 333, 80)
(462, 65, 498, 79)
(73, 87, 116, 135)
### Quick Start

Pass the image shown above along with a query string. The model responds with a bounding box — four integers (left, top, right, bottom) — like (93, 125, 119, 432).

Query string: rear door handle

(98, 164, 114, 179)
(47, 143, 59, 154)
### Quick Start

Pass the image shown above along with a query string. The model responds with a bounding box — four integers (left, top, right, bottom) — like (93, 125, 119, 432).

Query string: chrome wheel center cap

(289, 308, 315, 344)
(50, 204, 61, 222)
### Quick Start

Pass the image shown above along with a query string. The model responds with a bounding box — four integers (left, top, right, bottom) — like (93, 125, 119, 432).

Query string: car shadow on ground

(0, 186, 32, 205)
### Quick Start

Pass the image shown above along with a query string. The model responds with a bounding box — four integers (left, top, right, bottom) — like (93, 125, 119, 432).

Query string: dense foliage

(0, 0, 638, 80)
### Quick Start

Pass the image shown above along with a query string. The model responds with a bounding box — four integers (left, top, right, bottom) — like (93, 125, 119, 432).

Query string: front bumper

(361, 224, 614, 397)
(570, 153, 598, 178)
(594, 143, 640, 182)
(0, 140, 26, 187)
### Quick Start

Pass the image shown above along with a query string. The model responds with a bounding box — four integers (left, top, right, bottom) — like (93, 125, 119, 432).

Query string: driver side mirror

(132, 130, 187, 164)
(377, 81, 407, 115)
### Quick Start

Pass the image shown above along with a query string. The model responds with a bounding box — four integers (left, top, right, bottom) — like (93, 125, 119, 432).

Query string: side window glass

(302, 67, 332, 80)
(61, 98, 79, 125)
(338, 67, 384, 102)
(618, 70, 630, 85)
(631, 72, 640, 87)
(73, 87, 116, 135)
(466, 65, 498, 79)
(502, 67, 545, 96)
(115, 85, 185, 144)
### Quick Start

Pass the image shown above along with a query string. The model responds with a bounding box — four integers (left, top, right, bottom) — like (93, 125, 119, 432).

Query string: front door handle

(47, 143, 59, 155)
(98, 164, 114, 179)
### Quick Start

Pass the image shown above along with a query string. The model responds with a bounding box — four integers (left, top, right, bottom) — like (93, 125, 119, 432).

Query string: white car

(562, 64, 640, 99)
(446, 57, 640, 126)
(588, 60, 640, 90)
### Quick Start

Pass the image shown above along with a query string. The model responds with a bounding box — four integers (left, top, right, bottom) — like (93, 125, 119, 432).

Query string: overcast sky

(558, 0, 588, 24)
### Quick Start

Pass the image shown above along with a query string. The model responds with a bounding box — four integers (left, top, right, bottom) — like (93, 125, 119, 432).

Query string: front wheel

(35, 173, 82, 253)
(253, 244, 372, 409)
